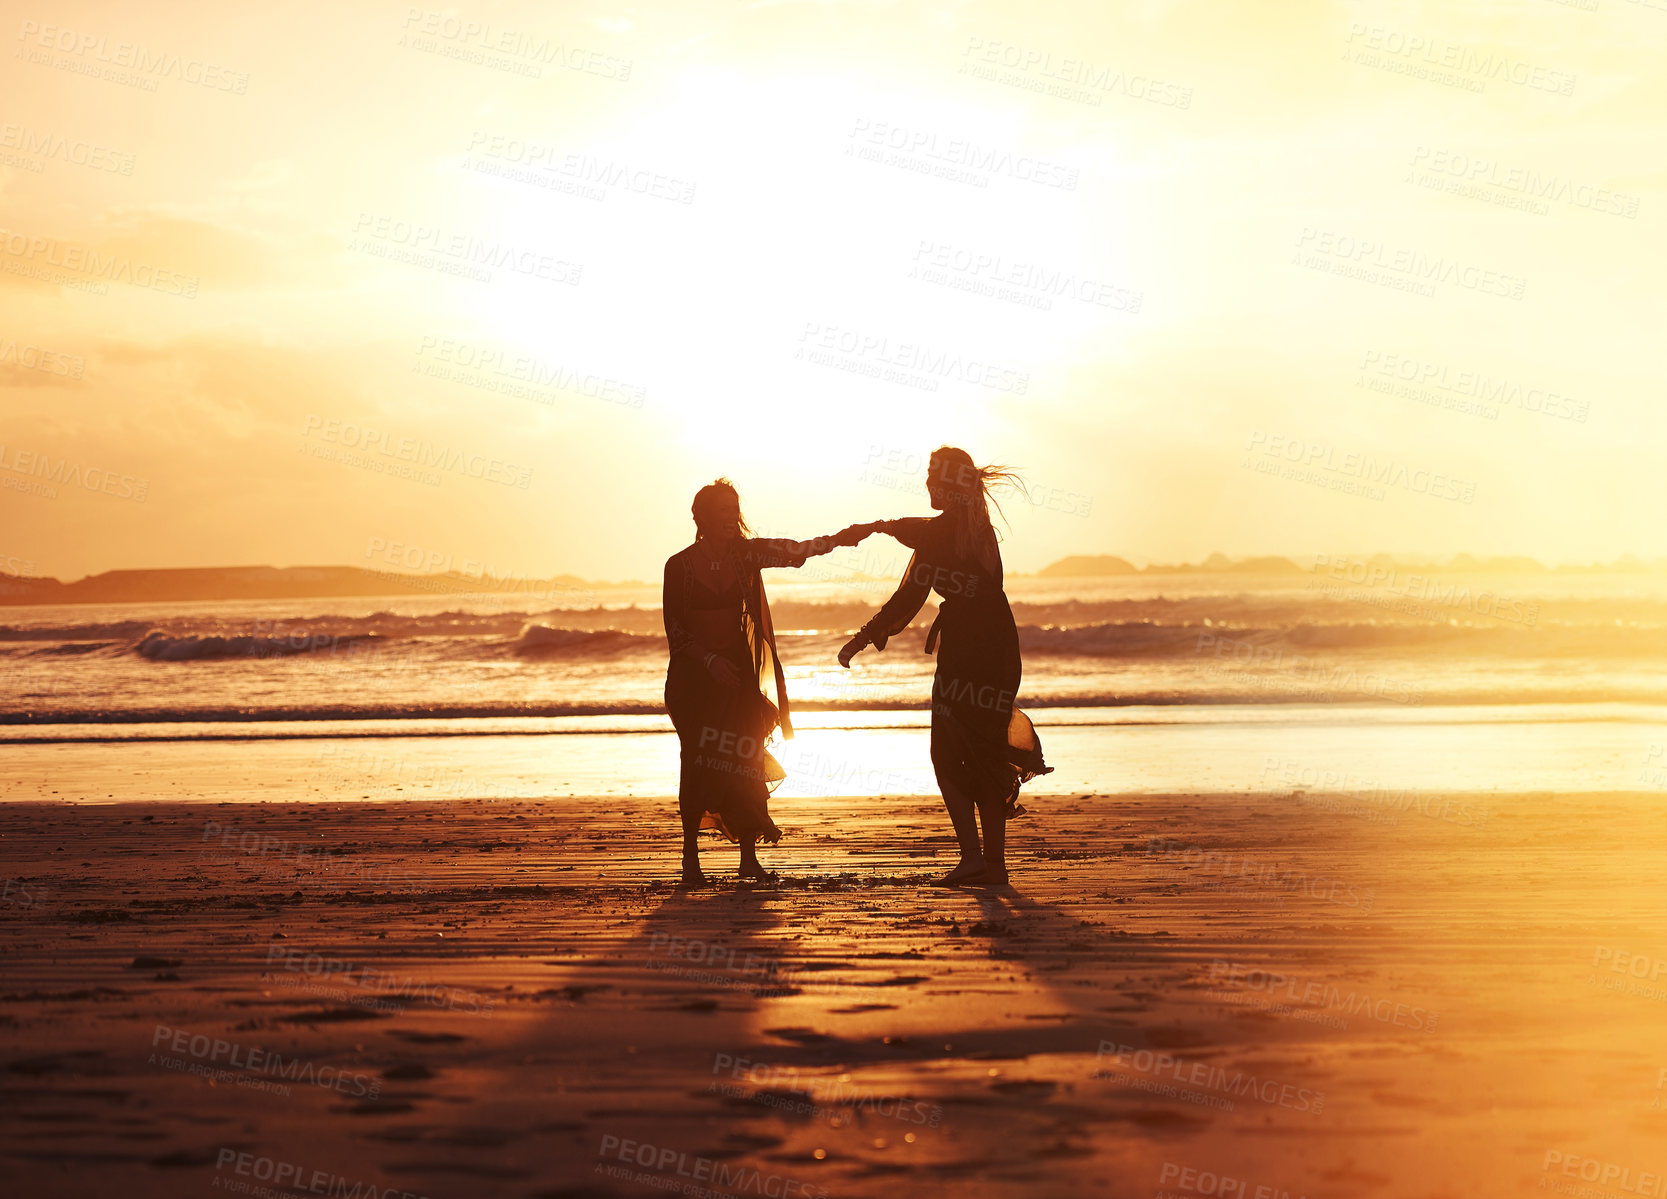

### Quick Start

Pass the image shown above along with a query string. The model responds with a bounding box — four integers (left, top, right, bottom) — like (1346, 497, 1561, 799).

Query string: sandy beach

(3, 786, 1662, 1199)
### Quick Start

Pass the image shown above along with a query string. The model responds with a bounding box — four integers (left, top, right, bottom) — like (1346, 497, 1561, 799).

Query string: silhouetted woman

(839, 447, 1050, 885)
(664, 479, 872, 886)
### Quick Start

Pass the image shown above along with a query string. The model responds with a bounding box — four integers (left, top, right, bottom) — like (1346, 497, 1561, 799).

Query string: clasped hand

(827, 520, 883, 548)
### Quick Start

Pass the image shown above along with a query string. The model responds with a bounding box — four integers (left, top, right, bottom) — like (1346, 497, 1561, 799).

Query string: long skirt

(929, 598, 1050, 810)
(665, 649, 783, 843)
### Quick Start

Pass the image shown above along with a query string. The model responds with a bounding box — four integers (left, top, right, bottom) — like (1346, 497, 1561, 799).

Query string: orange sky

(2, 0, 1662, 581)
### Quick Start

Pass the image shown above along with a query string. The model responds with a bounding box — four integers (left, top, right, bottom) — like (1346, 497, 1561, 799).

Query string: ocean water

(2, 571, 1662, 801)
(2, 571, 1662, 720)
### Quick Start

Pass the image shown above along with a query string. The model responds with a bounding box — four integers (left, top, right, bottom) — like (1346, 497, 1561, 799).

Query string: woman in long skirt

(839, 447, 1051, 885)
(664, 479, 872, 886)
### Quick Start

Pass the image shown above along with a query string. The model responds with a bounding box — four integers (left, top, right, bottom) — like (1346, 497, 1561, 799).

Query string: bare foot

(679, 858, 706, 888)
(967, 867, 1010, 886)
(738, 860, 778, 883)
(932, 858, 987, 887)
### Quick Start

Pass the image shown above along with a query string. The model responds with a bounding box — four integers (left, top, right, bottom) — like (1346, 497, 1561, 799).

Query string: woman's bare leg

(679, 802, 704, 885)
(738, 834, 778, 881)
(930, 712, 986, 884)
(933, 777, 987, 885)
(973, 801, 1008, 884)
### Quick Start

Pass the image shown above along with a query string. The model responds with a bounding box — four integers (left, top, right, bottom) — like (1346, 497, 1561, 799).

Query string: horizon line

(6, 549, 1664, 591)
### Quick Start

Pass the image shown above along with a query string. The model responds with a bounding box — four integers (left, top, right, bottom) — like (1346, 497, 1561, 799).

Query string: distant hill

(1325, 553, 1648, 574)
(0, 565, 618, 608)
(1038, 553, 1302, 577)
(1202, 553, 1304, 574)
(1033, 552, 1659, 578)
(1035, 555, 1138, 578)
(1442, 554, 1548, 573)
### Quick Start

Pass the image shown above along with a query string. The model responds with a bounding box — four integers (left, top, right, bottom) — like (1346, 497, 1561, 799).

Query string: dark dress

(856, 515, 1050, 809)
(662, 537, 820, 843)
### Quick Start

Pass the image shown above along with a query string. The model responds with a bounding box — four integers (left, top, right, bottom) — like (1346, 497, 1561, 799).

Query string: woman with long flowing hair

(664, 479, 873, 886)
(839, 447, 1051, 885)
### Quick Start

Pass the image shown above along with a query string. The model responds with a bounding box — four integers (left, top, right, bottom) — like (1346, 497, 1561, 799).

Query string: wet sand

(1, 789, 1662, 1199)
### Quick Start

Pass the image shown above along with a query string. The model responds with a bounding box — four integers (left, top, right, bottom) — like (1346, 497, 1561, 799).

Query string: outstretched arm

(744, 523, 882, 570)
(838, 551, 931, 667)
(872, 517, 935, 550)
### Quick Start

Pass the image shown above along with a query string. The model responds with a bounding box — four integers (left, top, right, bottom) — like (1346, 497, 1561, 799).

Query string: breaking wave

(137, 632, 387, 661)
(511, 625, 660, 656)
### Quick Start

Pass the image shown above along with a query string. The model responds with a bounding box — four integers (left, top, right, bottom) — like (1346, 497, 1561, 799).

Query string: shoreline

(2, 708, 1659, 805)
(5, 690, 1666, 728)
